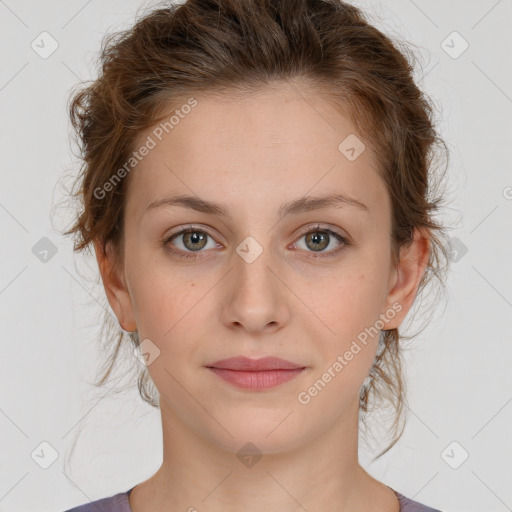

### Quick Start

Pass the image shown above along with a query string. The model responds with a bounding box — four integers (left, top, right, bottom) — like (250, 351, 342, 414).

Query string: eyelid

(164, 223, 221, 243)
(294, 223, 348, 241)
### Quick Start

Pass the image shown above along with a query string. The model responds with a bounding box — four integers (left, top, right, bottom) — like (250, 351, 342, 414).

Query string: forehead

(125, 81, 388, 221)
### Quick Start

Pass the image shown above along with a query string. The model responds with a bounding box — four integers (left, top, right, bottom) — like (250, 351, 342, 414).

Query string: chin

(204, 412, 311, 457)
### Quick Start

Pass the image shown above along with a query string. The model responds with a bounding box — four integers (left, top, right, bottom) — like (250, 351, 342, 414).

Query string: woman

(62, 0, 449, 510)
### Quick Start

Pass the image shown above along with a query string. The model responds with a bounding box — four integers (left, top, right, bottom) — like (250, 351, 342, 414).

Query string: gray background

(0, 0, 511, 511)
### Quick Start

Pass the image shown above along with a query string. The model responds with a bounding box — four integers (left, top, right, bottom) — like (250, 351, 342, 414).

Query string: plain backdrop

(0, 0, 511, 511)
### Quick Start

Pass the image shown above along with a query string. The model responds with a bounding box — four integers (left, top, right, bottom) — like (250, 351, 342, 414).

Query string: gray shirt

(63, 486, 443, 511)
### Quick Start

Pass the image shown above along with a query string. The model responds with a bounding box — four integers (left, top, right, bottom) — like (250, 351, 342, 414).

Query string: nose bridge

(223, 233, 288, 332)
(233, 235, 277, 305)
(236, 246, 272, 295)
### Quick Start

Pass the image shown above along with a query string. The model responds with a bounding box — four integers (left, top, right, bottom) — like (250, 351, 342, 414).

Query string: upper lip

(206, 356, 306, 371)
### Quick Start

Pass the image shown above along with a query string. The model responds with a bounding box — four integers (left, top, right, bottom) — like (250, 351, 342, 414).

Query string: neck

(128, 396, 399, 512)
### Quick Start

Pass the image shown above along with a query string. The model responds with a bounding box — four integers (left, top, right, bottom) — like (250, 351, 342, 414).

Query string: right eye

(163, 226, 220, 259)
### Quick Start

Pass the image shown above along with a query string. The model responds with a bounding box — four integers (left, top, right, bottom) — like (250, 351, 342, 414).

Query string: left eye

(293, 226, 347, 255)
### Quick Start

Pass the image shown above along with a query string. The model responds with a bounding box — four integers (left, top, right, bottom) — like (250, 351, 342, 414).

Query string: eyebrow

(144, 192, 369, 219)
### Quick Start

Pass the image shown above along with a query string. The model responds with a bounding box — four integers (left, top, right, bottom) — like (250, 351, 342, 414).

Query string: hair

(62, 0, 450, 460)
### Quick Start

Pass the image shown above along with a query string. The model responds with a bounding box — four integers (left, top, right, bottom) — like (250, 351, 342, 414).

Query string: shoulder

(62, 488, 133, 512)
(394, 490, 443, 512)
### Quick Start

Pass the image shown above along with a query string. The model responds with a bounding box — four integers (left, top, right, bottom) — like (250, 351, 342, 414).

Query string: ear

(381, 228, 431, 330)
(94, 239, 137, 332)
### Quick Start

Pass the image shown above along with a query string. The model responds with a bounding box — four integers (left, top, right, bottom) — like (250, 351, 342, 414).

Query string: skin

(95, 79, 430, 512)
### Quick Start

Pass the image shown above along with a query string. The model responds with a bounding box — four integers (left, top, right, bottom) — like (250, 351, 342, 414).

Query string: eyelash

(162, 224, 349, 260)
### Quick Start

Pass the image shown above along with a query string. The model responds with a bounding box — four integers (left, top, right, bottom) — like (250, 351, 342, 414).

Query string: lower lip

(207, 367, 307, 390)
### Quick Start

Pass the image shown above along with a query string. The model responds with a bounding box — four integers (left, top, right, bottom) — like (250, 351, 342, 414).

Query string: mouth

(205, 356, 308, 390)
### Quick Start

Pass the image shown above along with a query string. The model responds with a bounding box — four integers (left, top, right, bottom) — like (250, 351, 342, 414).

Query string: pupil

(308, 231, 328, 251)
(185, 231, 206, 251)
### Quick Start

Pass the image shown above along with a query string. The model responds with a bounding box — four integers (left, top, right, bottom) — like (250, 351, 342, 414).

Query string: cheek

(130, 271, 200, 340)
(296, 274, 387, 410)
(302, 251, 391, 378)
(313, 264, 389, 334)
(127, 272, 205, 393)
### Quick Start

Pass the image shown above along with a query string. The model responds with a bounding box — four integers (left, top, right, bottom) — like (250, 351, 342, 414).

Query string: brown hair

(62, 0, 450, 459)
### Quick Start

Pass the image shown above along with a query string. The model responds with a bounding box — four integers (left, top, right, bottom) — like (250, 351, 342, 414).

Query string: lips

(205, 356, 308, 390)
(206, 356, 305, 371)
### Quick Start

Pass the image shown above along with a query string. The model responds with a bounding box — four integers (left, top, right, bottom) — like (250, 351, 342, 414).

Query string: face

(96, 80, 428, 455)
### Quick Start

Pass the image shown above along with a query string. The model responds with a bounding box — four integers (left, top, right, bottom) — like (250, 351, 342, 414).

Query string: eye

(163, 226, 219, 260)
(292, 224, 348, 257)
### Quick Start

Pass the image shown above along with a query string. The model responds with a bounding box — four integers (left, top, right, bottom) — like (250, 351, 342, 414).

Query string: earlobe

(94, 239, 137, 332)
(382, 229, 431, 330)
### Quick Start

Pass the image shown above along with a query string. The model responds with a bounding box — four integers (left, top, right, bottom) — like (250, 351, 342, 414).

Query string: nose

(220, 247, 290, 335)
